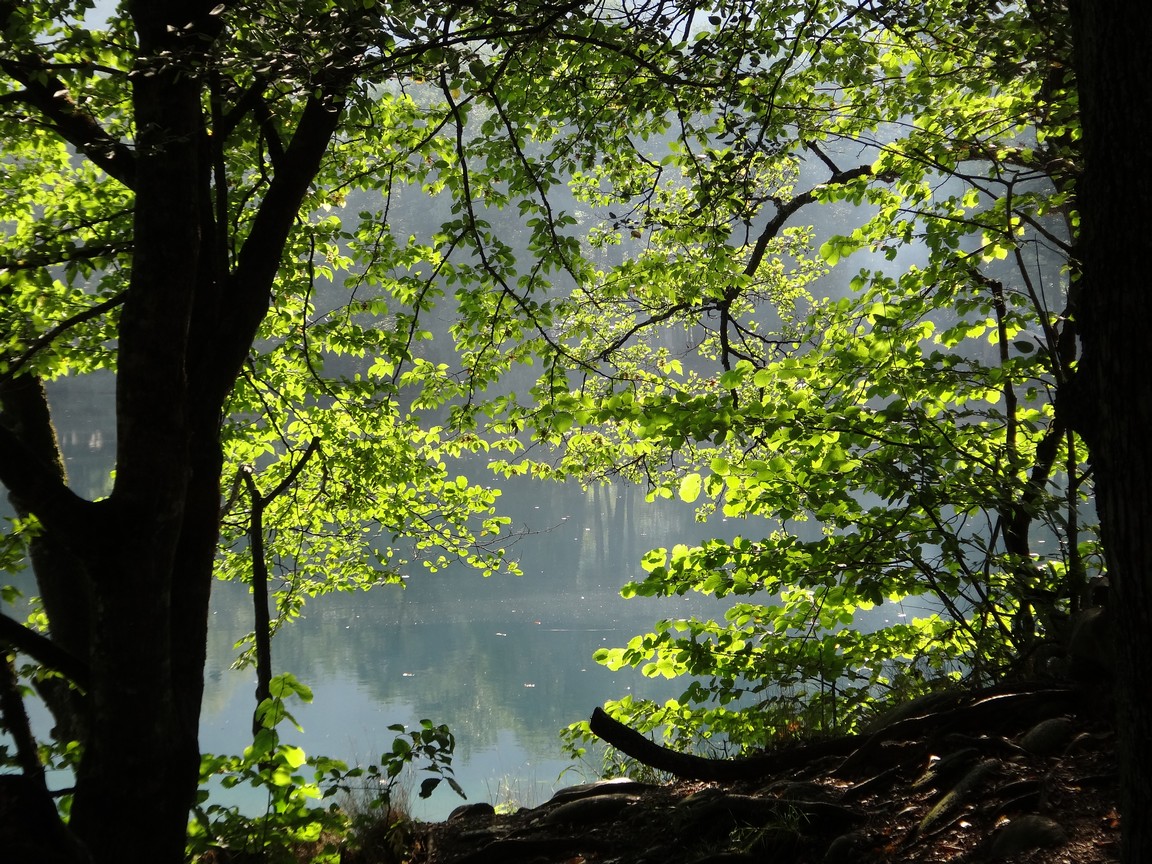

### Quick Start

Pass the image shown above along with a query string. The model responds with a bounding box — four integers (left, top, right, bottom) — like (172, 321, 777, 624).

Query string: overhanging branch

(0, 613, 90, 690)
(0, 292, 127, 388)
(0, 57, 136, 188)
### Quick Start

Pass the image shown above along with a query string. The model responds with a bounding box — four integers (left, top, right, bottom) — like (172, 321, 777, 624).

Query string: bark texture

(1069, 2, 1152, 862)
(0, 1, 354, 860)
(64, 4, 216, 860)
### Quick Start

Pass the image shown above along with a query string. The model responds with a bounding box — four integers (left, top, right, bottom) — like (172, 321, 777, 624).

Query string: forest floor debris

(389, 682, 1119, 864)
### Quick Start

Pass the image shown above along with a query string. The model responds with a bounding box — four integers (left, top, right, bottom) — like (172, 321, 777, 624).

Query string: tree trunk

(1069, 2, 1152, 862)
(0, 2, 354, 858)
(0, 376, 90, 741)
(65, 4, 213, 861)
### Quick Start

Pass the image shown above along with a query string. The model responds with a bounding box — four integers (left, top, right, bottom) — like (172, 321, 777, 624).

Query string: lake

(5, 343, 938, 822)
(200, 474, 744, 819)
(5, 373, 749, 820)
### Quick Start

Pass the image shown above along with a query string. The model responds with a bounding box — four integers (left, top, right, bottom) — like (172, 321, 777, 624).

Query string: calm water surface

(200, 475, 741, 819)
(11, 375, 743, 820)
(11, 375, 923, 820)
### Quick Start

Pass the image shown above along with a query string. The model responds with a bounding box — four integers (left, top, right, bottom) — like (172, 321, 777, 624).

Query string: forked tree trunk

(51, 3, 350, 857)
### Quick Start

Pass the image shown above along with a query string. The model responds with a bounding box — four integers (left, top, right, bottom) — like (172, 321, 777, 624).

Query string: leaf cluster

(189, 672, 462, 863)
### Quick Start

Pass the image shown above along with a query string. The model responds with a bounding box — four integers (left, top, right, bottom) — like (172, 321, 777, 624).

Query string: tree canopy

(1, 1, 1147, 862)
(476, 0, 1087, 747)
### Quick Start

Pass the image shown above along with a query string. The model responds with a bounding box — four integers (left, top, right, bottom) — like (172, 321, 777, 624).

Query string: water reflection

(8, 374, 743, 819)
(201, 475, 740, 819)
(5, 374, 932, 820)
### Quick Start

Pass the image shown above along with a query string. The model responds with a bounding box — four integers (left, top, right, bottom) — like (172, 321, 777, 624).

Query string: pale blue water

(5, 374, 744, 820)
(197, 473, 743, 820)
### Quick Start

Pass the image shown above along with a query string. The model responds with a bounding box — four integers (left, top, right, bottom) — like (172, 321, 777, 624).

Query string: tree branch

(0, 292, 127, 388)
(198, 86, 347, 406)
(0, 421, 94, 541)
(241, 434, 321, 733)
(588, 706, 857, 781)
(215, 76, 286, 167)
(0, 8, 136, 189)
(0, 613, 90, 690)
(0, 654, 46, 787)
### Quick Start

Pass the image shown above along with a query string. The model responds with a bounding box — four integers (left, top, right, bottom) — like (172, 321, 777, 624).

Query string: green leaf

(817, 239, 841, 266)
(678, 472, 702, 503)
(269, 673, 313, 703)
(280, 745, 307, 770)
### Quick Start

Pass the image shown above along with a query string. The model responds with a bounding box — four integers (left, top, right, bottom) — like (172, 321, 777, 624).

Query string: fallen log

(588, 707, 859, 781)
(587, 684, 1079, 783)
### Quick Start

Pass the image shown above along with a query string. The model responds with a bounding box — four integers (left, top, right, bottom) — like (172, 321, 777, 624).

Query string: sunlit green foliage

(189, 673, 460, 862)
(2, 0, 1090, 853)
(470, 0, 1089, 749)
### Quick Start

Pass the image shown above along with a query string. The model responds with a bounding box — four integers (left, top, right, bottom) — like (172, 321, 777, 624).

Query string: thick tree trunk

(1069, 3, 1152, 862)
(1, 3, 353, 859)
(66, 5, 213, 862)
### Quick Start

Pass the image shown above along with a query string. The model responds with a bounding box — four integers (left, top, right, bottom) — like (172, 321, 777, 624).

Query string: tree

(1068, 2, 1152, 861)
(492, 0, 1150, 857)
(2, 1, 1146, 862)
(0, 2, 708, 861)
(510, 0, 1091, 745)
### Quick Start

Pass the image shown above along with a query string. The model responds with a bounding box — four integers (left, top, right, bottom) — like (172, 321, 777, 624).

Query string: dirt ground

(388, 682, 1120, 864)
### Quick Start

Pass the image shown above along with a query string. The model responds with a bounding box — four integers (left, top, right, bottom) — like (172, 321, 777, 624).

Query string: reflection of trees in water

(202, 580, 261, 718)
(46, 373, 116, 501)
(256, 574, 712, 762)
(19, 373, 733, 770)
(207, 473, 735, 764)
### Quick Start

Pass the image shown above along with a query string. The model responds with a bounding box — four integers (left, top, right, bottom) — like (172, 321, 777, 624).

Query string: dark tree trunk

(60, 12, 348, 863)
(0, 376, 90, 741)
(65, 5, 212, 861)
(1068, 2, 1152, 862)
(0, 2, 357, 860)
